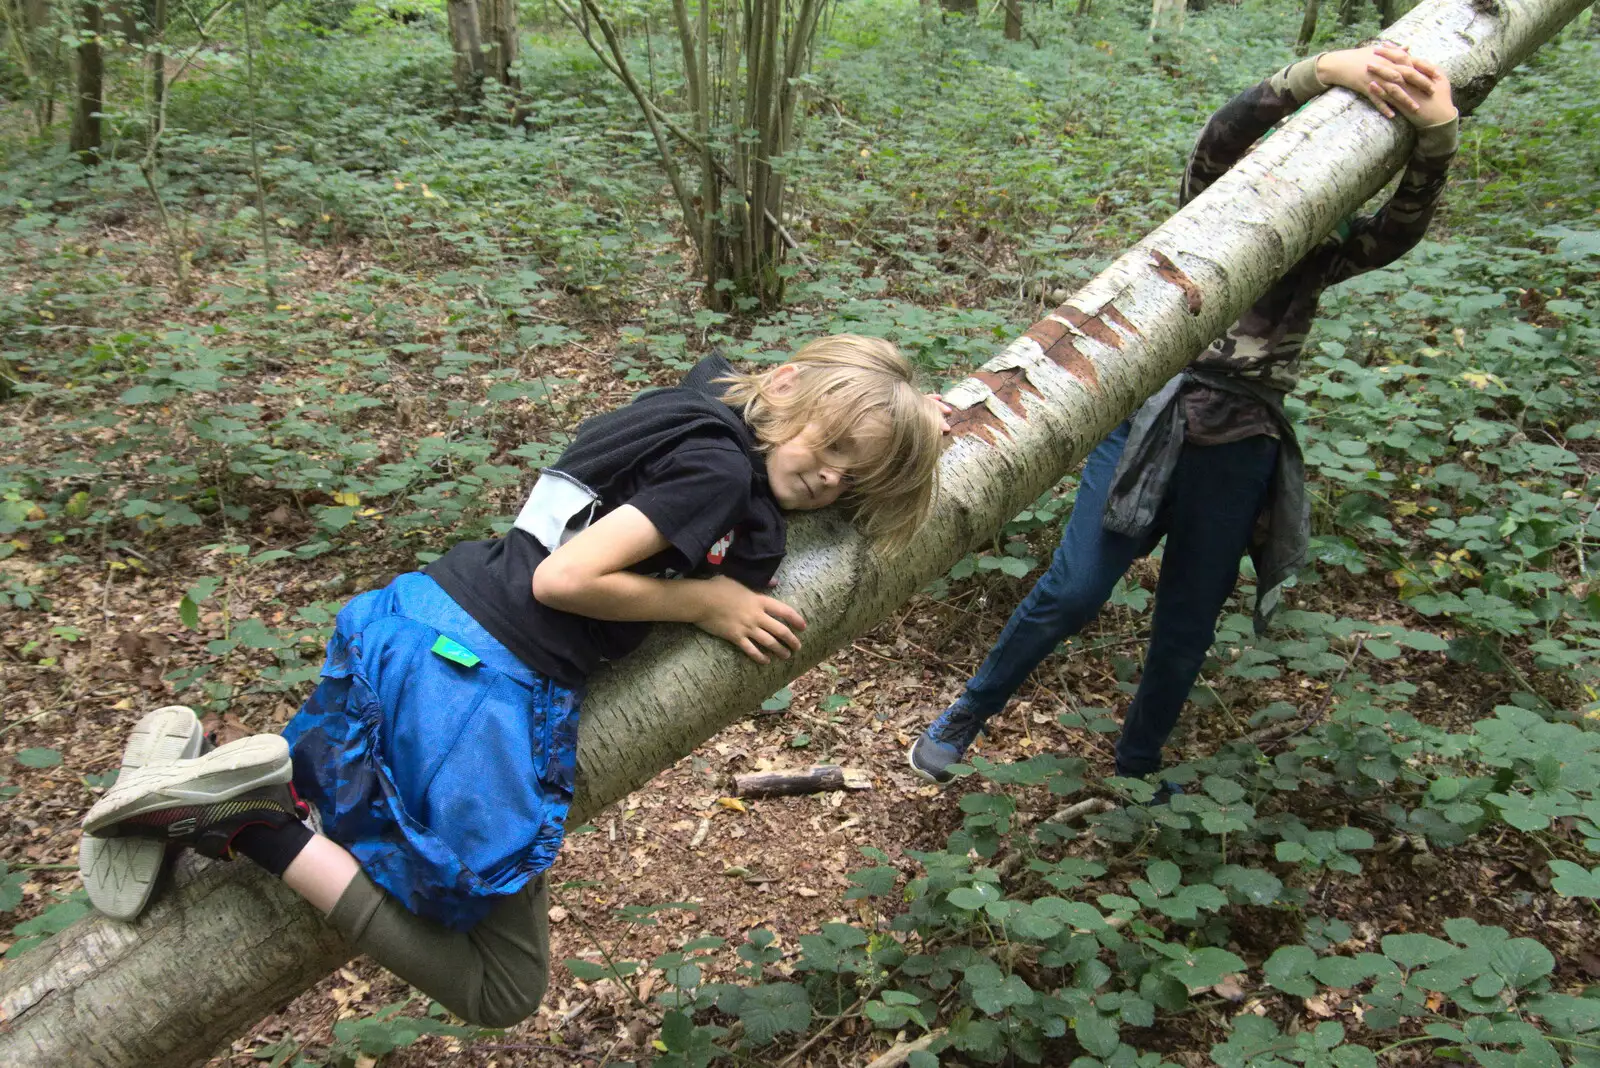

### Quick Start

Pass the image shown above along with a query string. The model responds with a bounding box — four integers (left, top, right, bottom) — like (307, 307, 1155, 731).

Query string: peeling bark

(0, 0, 1591, 1063)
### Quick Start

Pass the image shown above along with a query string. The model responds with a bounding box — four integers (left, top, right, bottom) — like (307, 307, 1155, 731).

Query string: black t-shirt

(426, 356, 786, 687)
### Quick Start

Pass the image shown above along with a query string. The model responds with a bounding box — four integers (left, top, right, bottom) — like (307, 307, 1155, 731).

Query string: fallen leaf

(1304, 995, 1336, 1018)
(1211, 976, 1247, 1002)
(717, 797, 747, 813)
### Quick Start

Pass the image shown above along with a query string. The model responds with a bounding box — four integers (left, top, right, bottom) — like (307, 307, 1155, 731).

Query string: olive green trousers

(328, 869, 550, 1028)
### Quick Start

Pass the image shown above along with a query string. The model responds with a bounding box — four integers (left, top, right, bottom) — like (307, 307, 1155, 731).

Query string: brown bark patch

(1057, 306, 1123, 349)
(972, 367, 1041, 418)
(1101, 304, 1139, 337)
(1023, 321, 1101, 394)
(946, 401, 1008, 444)
(1150, 250, 1203, 315)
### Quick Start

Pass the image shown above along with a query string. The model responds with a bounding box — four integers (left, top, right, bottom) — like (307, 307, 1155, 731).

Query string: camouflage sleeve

(1321, 116, 1459, 284)
(1180, 57, 1325, 207)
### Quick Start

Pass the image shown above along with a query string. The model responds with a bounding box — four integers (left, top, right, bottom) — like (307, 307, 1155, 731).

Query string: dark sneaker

(83, 735, 306, 859)
(79, 706, 207, 920)
(907, 699, 989, 785)
(1150, 780, 1185, 807)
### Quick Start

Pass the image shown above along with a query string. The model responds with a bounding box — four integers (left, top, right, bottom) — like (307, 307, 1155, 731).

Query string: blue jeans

(962, 420, 1279, 777)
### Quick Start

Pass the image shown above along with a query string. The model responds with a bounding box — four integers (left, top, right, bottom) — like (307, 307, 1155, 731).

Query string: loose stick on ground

(733, 765, 872, 799)
(864, 1029, 949, 1068)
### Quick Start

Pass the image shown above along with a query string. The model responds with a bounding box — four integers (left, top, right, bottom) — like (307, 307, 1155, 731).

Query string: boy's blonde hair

(719, 335, 942, 550)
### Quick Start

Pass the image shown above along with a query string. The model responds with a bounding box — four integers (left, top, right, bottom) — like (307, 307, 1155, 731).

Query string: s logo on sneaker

(168, 817, 198, 838)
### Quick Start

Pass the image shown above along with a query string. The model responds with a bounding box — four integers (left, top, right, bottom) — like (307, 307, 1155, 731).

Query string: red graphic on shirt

(707, 530, 734, 565)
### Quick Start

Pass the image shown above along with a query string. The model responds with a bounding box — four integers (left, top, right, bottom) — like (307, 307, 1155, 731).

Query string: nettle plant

(601, 678, 1600, 1065)
(581, 232, 1600, 1065)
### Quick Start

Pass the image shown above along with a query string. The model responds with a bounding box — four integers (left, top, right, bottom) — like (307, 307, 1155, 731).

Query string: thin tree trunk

(1004, 0, 1023, 38)
(69, 0, 102, 163)
(144, 0, 164, 136)
(1149, 0, 1185, 35)
(0, 0, 1591, 1063)
(147, 0, 165, 121)
(477, 0, 518, 86)
(1338, 0, 1361, 24)
(1296, 0, 1321, 52)
(241, 0, 275, 301)
(446, 0, 485, 95)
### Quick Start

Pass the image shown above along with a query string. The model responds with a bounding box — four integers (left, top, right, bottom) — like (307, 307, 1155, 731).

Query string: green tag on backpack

(431, 635, 481, 668)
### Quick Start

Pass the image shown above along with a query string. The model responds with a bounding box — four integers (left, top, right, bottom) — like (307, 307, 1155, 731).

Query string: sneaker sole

(906, 737, 950, 785)
(79, 707, 206, 921)
(83, 734, 291, 836)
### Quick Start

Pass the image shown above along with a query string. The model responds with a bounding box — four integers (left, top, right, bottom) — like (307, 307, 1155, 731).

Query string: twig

(1, 706, 60, 737)
(1044, 797, 1117, 825)
(865, 1029, 948, 1068)
(1250, 636, 1364, 751)
(100, 561, 115, 625)
(471, 1043, 599, 1060)
(774, 995, 868, 1068)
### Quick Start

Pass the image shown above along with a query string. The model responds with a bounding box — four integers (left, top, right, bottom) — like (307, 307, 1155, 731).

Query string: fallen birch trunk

(0, 0, 1590, 1062)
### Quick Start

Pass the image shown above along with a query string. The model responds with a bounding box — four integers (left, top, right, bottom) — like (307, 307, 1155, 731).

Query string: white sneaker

(78, 706, 206, 921)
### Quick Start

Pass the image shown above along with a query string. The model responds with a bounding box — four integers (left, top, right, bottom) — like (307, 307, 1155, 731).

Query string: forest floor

(1, 254, 1593, 1065)
(3, 7, 1599, 1066)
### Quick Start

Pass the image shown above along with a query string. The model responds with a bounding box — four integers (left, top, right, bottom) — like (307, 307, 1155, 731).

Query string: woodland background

(1, 0, 1599, 1063)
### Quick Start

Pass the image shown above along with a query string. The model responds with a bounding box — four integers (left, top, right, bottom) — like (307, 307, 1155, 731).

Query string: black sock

(233, 819, 314, 877)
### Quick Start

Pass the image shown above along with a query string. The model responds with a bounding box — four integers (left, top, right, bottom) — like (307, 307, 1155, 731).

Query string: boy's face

(766, 423, 878, 511)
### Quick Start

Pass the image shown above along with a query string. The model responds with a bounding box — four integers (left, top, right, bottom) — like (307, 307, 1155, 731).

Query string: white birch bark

(0, 0, 1590, 1062)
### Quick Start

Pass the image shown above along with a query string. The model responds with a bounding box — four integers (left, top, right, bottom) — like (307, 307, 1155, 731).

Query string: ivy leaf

(1166, 947, 1246, 990)
(1073, 1009, 1120, 1058)
(1364, 638, 1402, 660)
(998, 556, 1032, 578)
(1264, 945, 1318, 996)
(1331, 1044, 1378, 1067)
(967, 971, 1034, 1015)
(1213, 864, 1283, 905)
(1033, 896, 1107, 931)
(1547, 860, 1600, 898)
(1313, 955, 1375, 988)
(1201, 776, 1247, 804)
(1396, 630, 1450, 652)
(947, 884, 1000, 911)
(730, 982, 810, 1046)
(0, 868, 26, 913)
(845, 866, 899, 898)
(1145, 859, 1181, 897)
(15, 748, 62, 769)
(1381, 933, 1457, 969)
(761, 687, 794, 712)
(1491, 938, 1555, 989)
(1010, 908, 1062, 941)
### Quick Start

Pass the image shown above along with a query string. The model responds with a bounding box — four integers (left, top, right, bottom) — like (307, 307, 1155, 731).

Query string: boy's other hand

(1388, 55, 1456, 127)
(927, 393, 954, 437)
(693, 575, 806, 663)
(1316, 44, 1434, 120)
